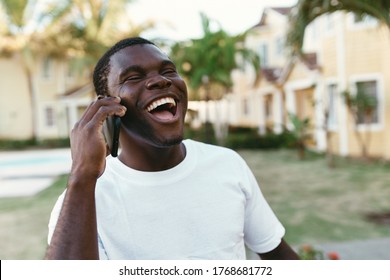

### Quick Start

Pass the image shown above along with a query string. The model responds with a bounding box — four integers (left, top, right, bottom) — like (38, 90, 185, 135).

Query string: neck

(118, 139, 186, 172)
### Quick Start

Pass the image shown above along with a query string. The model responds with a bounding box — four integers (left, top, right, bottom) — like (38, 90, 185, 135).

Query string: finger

(82, 96, 121, 121)
(79, 96, 126, 126)
(93, 99, 127, 125)
(105, 143, 110, 156)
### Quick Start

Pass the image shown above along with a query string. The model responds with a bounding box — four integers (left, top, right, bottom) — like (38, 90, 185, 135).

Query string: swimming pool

(0, 155, 70, 168)
(0, 149, 72, 197)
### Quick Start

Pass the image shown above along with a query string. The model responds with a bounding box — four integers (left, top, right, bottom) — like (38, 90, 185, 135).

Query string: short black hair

(92, 37, 155, 96)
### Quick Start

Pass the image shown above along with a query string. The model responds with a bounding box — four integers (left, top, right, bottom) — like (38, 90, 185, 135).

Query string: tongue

(151, 110, 174, 121)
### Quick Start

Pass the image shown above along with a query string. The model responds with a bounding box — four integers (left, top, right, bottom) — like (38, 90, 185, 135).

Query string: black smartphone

(102, 115, 121, 157)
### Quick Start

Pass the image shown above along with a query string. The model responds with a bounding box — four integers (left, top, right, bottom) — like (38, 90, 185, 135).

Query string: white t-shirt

(48, 139, 285, 259)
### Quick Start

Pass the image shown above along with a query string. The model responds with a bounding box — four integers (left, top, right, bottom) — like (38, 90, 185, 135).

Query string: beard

(121, 113, 185, 148)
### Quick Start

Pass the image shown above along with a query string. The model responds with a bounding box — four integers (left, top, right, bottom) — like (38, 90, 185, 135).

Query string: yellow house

(317, 12, 390, 159)
(223, 7, 292, 135)
(236, 7, 390, 160)
(0, 55, 92, 140)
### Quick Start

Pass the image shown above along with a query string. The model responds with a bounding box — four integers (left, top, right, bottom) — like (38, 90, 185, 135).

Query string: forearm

(45, 96, 126, 260)
(45, 175, 99, 260)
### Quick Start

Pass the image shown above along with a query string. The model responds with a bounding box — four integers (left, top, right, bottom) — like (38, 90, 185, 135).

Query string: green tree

(170, 13, 260, 143)
(42, 0, 153, 77)
(288, 113, 311, 160)
(0, 0, 152, 140)
(286, 0, 390, 55)
(0, 0, 75, 141)
(343, 89, 378, 160)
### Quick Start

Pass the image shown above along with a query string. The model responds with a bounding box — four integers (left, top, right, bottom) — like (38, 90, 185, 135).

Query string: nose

(146, 76, 172, 90)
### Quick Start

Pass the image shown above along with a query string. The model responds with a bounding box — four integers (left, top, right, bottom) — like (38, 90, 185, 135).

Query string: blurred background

(0, 0, 389, 260)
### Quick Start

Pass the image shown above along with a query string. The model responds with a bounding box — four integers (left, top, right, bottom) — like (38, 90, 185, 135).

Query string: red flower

(327, 251, 340, 260)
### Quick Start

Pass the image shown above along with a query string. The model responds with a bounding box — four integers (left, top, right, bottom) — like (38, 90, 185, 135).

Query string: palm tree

(286, 0, 390, 55)
(42, 0, 154, 78)
(0, 0, 74, 141)
(288, 113, 311, 160)
(170, 13, 260, 143)
(0, 0, 153, 141)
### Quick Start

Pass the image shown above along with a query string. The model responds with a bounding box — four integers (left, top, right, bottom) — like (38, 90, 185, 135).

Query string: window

(311, 20, 318, 41)
(259, 43, 269, 66)
(243, 98, 249, 116)
(275, 37, 284, 56)
(67, 62, 74, 78)
(353, 13, 377, 25)
(264, 95, 273, 119)
(325, 13, 334, 31)
(355, 80, 378, 125)
(67, 59, 79, 79)
(349, 12, 378, 29)
(327, 84, 338, 128)
(45, 107, 56, 127)
(42, 57, 52, 79)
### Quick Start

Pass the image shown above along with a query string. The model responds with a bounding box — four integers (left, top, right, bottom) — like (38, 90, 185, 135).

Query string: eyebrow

(160, 60, 176, 69)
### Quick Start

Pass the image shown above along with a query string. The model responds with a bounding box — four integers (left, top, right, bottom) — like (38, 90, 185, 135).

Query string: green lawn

(0, 175, 67, 260)
(239, 149, 390, 246)
(1, 149, 389, 259)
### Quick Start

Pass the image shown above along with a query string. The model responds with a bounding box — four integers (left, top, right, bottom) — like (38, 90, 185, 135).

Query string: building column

(284, 86, 296, 130)
(314, 79, 326, 151)
(336, 12, 349, 156)
(258, 91, 266, 135)
(273, 90, 283, 134)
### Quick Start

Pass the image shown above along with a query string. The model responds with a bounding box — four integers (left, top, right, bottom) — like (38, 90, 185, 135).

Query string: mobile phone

(102, 115, 121, 157)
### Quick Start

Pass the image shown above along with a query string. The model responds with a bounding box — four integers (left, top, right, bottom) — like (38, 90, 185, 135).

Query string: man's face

(107, 44, 188, 147)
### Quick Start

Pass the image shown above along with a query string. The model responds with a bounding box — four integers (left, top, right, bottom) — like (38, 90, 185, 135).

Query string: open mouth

(146, 97, 178, 121)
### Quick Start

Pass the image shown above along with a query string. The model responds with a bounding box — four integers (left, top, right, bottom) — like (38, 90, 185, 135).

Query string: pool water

(0, 155, 70, 168)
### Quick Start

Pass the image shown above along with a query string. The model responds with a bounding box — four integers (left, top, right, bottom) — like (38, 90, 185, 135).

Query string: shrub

(0, 138, 70, 150)
(224, 126, 295, 150)
(184, 123, 217, 144)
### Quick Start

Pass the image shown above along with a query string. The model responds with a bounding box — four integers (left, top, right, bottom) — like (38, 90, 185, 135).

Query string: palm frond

(0, 0, 28, 28)
(170, 13, 260, 98)
(286, 0, 390, 55)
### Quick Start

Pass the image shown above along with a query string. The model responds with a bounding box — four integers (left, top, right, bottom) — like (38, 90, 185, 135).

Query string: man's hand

(70, 96, 126, 180)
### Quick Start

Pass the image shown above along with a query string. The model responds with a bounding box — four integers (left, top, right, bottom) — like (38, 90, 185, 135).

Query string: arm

(258, 239, 300, 260)
(45, 96, 126, 260)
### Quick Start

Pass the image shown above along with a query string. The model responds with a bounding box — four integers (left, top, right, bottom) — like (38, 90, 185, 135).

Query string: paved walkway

(1, 148, 389, 259)
(314, 237, 390, 260)
(246, 238, 390, 260)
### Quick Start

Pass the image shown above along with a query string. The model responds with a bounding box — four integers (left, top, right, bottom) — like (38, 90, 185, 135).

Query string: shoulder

(185, 139, 244, 160)
(184, 139, 248, 168)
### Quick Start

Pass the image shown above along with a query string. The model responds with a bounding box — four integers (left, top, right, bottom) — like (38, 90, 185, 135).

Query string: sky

(129, 0, 298, 41)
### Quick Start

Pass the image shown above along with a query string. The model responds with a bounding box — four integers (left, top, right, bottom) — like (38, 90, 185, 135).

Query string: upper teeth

(146, 97, 176, 112)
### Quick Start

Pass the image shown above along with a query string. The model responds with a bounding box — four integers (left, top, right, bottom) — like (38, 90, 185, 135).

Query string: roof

(252, 6, 292, 28)
(59, 83, 93, 98)
(302, 52, 320, 70)
(275, 52, 321, 85)
(270, 7, 292, 16)
(261, 67, 283, 82)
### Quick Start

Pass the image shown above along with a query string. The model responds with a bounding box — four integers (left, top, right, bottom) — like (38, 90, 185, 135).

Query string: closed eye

(160, 60, 178, 76)
(126, 75, 143, 81)
(119, 65, 145, 83)
(161, 68, 178, 76)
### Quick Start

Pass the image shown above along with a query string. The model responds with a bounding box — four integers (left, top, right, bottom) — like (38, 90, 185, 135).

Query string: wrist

(70, 158, 106, 180)
(67, 169, 99, 192)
